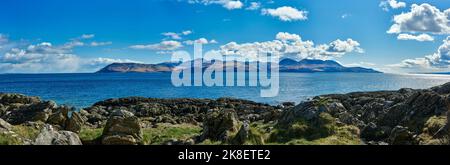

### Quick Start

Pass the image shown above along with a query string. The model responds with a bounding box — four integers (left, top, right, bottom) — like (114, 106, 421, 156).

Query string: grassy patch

(268, 112, 361, 145)
(0, 124, 40, 145)
(142, 123, 201, 145)
(79, 127, 103, 142)
(0, 133, 22, 145)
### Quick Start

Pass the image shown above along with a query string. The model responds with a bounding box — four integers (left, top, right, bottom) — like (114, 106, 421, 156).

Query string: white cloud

(246, 2, 261, 10)
(379, 0, 406, 11)
(387, 4, 450, 35)
(162, 30, 192, 40)
(130, 40, 183, 51)
(90, 41, 113, 47)
(162, 32, 181, 40)
(391, 37, 450, 69)
(341, 13, 351, 19)
(276, 32, 301, 42)
(188, 0, 243, 10)
(346, 62, 376, 67)
(0, 43, 81, 73)
(182, 30, 193, 35)
(216, 32, 363, 61)
(223, 0, 243, 10)
(81, 34, 95, 39)
(262, 6, 308, 21)
(184, 38, 218, 45)
(327, 39, 364, 54)
(0, 35, 131, 73)
(210, 39, 218, 44)
(397, 33, 434, 42)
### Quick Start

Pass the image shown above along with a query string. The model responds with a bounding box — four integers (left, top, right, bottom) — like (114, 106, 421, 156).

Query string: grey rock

(33, 125, 82, 145)
(101, 110, 143, 145)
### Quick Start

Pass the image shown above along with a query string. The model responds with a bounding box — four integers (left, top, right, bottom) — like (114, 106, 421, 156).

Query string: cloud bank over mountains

(0, 34, 137, 73)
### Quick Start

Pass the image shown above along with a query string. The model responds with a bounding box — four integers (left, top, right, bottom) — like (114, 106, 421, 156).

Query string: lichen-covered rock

(4, 101, 55, 124)
(47, 106, 70, 128)
(200, 109, 240, 142)
(33, 125, 82, 145)
(388, 126, 414, 145)
(66, 112, 84, 134)
(231, 122, 250, 145)
(101, 110, 143, 145)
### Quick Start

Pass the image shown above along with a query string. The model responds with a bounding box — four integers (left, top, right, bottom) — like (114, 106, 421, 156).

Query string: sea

(1, 72, 450, 108)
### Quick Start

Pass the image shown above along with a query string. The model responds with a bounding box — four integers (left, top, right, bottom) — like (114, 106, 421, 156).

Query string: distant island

(96, 59, 381, 73)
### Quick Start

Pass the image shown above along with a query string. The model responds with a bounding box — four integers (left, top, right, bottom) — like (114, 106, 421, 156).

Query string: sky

(0, 0, 449, 73)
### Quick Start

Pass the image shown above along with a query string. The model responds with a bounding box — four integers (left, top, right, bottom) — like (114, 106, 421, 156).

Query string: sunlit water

(1, 72, 450, 108)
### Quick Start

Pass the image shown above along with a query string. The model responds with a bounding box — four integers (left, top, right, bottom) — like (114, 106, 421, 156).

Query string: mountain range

(96, 59, 381, 73)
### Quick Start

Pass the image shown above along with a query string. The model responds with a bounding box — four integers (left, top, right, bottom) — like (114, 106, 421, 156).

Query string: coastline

(1, 82, 450, 145)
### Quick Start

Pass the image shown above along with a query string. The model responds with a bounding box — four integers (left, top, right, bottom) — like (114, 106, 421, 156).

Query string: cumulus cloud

(222, 0, 243, 10)
(246, 2, 261, 10)
(391, 37, 450, 69)
(0, 43, 81, 73)
(182, 30, 193, 35)
(276, 32, 301, 42)
(188, 0, 243, 10)
(387, 4, 450, 35)
(216, 32, 363, 61)
(90, 41, 113, 47)
(379, 0, 406, 11)
(162, 32, 182, 40)
(162, 30, 192, 40)
(397, 33, 434, 42)
(184, 38, 218, 45)
(262, 6, 308, 21)
(81, 34, 95, 39)
(129, 40, 183, 51)
(0, 35, 131, 73)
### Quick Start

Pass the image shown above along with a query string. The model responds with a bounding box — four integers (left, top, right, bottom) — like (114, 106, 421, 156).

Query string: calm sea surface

(1, 73, 450, 108)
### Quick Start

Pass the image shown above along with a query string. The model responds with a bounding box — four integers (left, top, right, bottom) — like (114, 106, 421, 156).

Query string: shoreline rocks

(1, 82, 450, 145)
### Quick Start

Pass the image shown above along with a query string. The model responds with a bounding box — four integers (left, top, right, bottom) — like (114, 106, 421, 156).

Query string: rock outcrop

(278, 83, 450, 145)
(33, 125, 82, 145)
(200, 109, 241, 142)
(101, 110, 143, 145)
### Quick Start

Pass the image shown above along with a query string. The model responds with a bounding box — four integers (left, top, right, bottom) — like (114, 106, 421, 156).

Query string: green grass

(0, 124, 40, 145)
(0, 133, 22, 145)
(142, 123, 201, 145)
(79, 127, 103, 142)
(268, 112, 361, 145)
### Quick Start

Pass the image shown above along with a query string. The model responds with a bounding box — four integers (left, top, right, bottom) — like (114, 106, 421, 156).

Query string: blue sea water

(1, 72, 450, 108)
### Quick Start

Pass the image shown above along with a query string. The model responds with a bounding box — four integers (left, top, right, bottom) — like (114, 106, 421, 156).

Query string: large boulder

(66, 112, 84, 134)
(47, 106, 71, 128)
(200, 109, 240, 142)
(388, 126, 415, 145)
(101, 110, 143, 145)
(33, 125, 82, 145)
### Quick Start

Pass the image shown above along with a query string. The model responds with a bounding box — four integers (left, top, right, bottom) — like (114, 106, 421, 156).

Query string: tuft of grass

(423, 116, 447, 134)
(268, 112, 361, 145)
(11, 125, 40, 140)
(142, 123, 201, 145)
(0, 133, 22, 145)
(79, 127, 103, 142)
(0, 124, 40, 145)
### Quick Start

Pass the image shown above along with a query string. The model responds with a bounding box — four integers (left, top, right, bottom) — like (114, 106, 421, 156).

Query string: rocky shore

(1, 83, 450, 145)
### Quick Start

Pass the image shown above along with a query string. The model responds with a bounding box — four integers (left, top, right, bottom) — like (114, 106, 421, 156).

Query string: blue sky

(0, 0, 449, 73)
